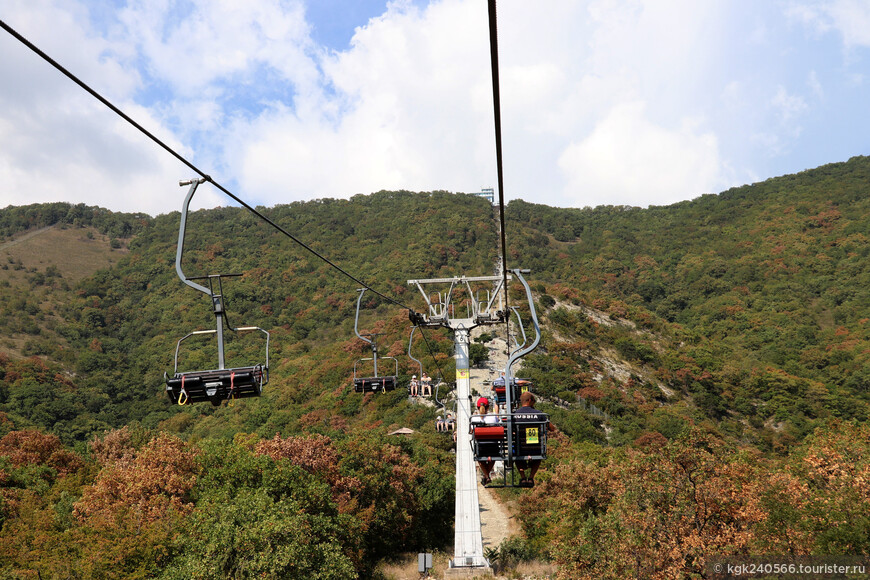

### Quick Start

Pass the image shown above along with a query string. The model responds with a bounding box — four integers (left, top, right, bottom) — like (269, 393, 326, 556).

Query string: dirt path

(478, 480, 516, 549)
(0, 225, 54, 250)
(470, 333, 510, 395)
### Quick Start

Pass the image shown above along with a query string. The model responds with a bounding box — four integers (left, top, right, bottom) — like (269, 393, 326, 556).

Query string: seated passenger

(421, 372, 432, 397)
(470, 400, 500, 485)
(435, 414, 445, 432)
(409, 375, 419, 397)
(514, 391, 555, 487)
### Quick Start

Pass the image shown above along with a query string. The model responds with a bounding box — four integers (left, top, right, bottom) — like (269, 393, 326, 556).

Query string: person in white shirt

(470, 398, 500, 485)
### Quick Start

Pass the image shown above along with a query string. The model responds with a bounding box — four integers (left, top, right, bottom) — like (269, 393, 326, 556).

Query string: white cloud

(771, 85, 808, 128)
(0, 0, 737, 213)
(233, 0, 495, 202)
(3, 0, 860, 216)
(0, 0, 198, 215)
(227, 0, 744, 209)
(789, 0, 870, 48)
(116, 0, 316, 96)
(558, 102, 721, 207)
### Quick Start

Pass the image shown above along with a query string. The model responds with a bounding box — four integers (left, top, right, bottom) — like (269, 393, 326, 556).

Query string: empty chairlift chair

(164, 178, 270, 406)
(353, 366, 398, 393)
(165, 313, 270, 405)
(351, 288, 398, 393)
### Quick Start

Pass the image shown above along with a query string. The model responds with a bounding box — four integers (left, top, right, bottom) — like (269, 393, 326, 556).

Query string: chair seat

(166, 365, 266, 406)
(472, 425, 507, 462)
(353, 376, 398, 393)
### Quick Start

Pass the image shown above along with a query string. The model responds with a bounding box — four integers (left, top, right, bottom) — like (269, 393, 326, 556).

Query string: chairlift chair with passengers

(469, 271, 551, 487)
(164, 178, 270, 406)
(492, 376, 533, 407)
(352, 288, 398, 393)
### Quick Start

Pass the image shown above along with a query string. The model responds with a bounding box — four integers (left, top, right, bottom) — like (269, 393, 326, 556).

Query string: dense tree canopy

(2, 157, 870, 575)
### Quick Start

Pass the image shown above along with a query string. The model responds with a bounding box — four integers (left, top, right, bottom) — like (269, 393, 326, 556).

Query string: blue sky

(1, 0, 869, 215)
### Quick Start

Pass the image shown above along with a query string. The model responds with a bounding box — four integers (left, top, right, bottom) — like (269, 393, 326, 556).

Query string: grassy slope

(0, 225, 126, 359)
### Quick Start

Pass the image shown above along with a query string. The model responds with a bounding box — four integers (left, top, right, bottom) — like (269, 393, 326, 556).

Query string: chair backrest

(512, 415, 548, 459)
(471, 424, 508, 461)
(473, 425, 505, 440)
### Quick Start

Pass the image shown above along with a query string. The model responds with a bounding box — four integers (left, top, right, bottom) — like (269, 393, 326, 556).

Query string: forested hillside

(1, 158, 869, 577)
(504, 157, 870, 452)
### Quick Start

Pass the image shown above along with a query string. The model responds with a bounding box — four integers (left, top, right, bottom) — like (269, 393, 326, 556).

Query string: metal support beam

(452, 325, 487, 568)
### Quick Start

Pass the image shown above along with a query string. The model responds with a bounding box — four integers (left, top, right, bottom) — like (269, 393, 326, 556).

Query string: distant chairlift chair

(493, 307, 533, 406)
(164, 178, 270, 406)
(352, 288, 398, 393)
(493, 377, 533, 407)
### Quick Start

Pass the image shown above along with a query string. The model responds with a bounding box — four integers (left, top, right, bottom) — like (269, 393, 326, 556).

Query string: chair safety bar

(167, 325, 270, 406)
(353, 356, 399, 393)
(172, 327, 270, 376)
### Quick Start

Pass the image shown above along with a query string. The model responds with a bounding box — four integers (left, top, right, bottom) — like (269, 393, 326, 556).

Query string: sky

(1, 0, 869, 216)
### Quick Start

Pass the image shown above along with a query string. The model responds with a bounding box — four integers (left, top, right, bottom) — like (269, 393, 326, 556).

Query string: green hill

(1, 158, 869, 577)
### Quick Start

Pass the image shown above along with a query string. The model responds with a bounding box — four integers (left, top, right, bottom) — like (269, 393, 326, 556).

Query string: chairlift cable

(0, 18, 414, 314)
(486, 0, 512, 355)
(5, 15, 519, 390)
(415, 325, 448, 390)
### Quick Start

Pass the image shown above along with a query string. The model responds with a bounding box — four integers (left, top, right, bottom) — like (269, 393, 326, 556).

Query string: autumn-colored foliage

(525, 431, 762, 578)
(0, 429, 82, 476)
(257, 430, 452, 566)
(753, 420, 870, 555)
(74, 430, 198, 524)
(2, 161, 870, 576)
(0, 429, 191, 578)
(256, 432, 357, 510)
(1, 420, 867, 578)
(522, 423, 870, 579)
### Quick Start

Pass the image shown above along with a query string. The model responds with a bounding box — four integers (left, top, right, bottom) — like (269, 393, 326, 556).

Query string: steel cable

(0, 18, 414, 314)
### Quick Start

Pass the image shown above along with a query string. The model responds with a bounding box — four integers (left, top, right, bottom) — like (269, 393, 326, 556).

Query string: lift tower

(408, 272, 515, 572)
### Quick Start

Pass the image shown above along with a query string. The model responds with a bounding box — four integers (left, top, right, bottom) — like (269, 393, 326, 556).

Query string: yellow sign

(525, 427, 539, 444)
(456, 369, 469, 380)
